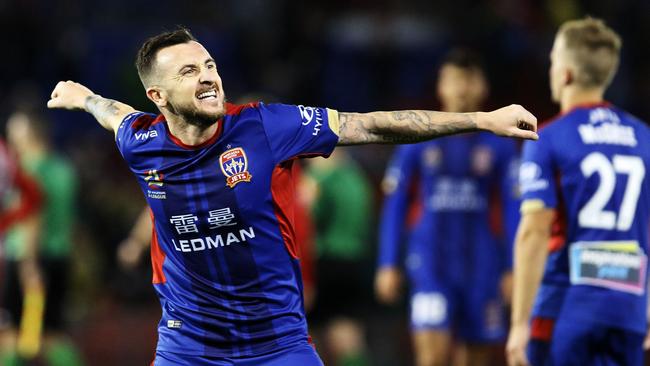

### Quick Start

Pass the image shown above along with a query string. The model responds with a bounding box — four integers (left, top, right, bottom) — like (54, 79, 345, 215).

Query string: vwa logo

(135, 130, 159, 141)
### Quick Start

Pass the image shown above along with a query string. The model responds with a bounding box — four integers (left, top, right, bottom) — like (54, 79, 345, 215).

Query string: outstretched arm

(47, 81, 137, 135)
(337, 104, 538, 145)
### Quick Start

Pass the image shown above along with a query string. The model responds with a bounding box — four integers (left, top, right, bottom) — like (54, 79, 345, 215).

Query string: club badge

(220, 147, 252, 188)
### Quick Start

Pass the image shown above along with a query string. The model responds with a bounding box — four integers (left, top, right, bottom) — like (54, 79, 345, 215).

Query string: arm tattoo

(84, 95, 135, 131)
(338, 110, 477, 145)
(85, 95, 121, 122)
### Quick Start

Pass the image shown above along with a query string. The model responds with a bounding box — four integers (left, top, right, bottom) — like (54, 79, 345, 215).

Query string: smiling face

(147, 41, 226, 127)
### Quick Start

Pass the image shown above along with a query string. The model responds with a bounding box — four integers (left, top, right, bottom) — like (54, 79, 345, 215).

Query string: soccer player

(375, 49, 520, 366)
(0, 135, 43, 366)
(47, 28, 537, 365)
(4, 111, 84, 366)
(506, 17, 650, 366)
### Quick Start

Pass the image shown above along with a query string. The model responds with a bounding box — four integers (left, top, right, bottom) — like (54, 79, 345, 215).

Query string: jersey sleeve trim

(327, 109, 340, 136)
(520, 199, 547, 214)
(117, 111, 145, 139)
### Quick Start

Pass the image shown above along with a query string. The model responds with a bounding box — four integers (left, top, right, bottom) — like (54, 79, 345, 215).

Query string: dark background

(1, 0, 649, 365)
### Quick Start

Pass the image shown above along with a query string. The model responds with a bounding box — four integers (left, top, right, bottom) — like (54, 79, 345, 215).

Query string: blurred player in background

(506, 17, 650, 366)
(3, 111, 84, 366)
(46, 27, 537, 365)
(303, 148, 372, 366)
(375, 49, 520, 366)
(0, 134, 42, 366)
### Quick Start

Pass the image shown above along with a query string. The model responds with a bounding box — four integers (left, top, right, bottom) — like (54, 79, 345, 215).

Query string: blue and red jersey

(521, 103, 650, 334)
(378, 132, 520, 283)
(115, 103, 339, 357)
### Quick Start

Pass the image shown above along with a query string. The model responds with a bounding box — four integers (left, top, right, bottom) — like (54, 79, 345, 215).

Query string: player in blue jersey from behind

(506, 17, 650, 366)
(375, 49, 520, 366)
(46, 28, 537, 365)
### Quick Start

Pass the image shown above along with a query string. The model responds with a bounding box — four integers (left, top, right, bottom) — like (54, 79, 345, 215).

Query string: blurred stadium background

(1, 0, 650, 365)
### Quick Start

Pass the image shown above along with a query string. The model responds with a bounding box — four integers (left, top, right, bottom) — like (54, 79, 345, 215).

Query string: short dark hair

(439, 48, 485, 72)
(135, 27, 197, 85)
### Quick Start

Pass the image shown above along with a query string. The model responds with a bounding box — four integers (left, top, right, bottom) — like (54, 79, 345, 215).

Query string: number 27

(579, 153, 645, 231)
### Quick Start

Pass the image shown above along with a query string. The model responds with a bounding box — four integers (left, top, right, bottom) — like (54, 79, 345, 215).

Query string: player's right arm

(375, 145, 419, 304)
(47, 81, 137, 135)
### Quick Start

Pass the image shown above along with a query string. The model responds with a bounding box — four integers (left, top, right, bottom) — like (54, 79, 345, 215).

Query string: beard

(167, 99, 225, 128)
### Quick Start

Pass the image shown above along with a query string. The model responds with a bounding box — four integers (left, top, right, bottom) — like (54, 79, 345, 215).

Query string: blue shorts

(407, 262, 505, 342)
(153, 342, 323, 366)
(526, 317, 643, 366)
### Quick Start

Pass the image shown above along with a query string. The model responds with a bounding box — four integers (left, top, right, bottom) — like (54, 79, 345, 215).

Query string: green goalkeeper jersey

(308, 159, 371, 260)
(5, 154, 77, 259)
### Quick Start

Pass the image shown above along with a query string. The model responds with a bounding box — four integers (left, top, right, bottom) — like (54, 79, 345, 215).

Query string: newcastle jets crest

(220, 147, 252, 188)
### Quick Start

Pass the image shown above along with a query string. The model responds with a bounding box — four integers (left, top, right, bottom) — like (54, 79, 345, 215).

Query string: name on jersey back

(578, 108, 637, 147)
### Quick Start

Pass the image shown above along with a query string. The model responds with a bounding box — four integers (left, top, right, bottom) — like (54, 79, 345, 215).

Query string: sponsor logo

(471, 146, 493, 176)
(219, 147, 252, 188)
(298, 105, 324, 135)
(298, 105, 316, 125)
(135, 130, 158, 141)
(429, 177, 486, 211)
(422, 146, 441, 169)
(519, 162, 548, 193)
(144, 169, 166, 199)
(570, 241, 647, 295)
(171, 227, 256, 253)
(578, 108, 637, 147)
(167, 320, 182, 329)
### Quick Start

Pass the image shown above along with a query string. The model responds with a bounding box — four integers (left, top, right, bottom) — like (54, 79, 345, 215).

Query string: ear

(563, 68, 574, 86)
(146, 87, 167, 108)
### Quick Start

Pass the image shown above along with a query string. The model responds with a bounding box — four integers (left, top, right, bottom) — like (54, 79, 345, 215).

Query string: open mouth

(196, 89, 218, 100)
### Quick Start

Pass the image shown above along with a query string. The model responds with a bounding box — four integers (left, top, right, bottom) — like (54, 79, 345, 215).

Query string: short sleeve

(519, 136, 557, 213)
(115, 112, 147, 154)
(258, 103, 339, 164)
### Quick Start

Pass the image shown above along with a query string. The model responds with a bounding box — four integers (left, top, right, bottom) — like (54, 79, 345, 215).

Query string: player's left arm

(336, 104, 538, 145)
(47, 81, 137, 135)
(506, 206, 554, 366)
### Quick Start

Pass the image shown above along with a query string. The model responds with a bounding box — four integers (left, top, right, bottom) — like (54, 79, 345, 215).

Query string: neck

(164, 112, 219, 146)
(560, 86, 605, 113)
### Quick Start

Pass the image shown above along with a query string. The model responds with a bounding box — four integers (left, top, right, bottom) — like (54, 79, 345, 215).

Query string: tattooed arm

(47, 81, 137, 134)
(337, 105, 538, 145)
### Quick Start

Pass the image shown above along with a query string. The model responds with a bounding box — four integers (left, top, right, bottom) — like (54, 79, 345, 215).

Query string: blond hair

(558, 17, 622, 89)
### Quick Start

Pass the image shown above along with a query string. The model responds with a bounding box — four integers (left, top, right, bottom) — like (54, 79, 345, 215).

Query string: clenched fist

(47, 80, 95, 111)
